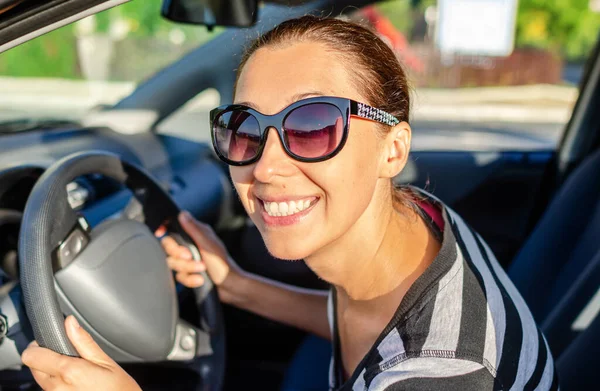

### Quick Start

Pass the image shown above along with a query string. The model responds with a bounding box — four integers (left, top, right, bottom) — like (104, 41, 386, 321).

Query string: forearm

(220, 271, 330, 340)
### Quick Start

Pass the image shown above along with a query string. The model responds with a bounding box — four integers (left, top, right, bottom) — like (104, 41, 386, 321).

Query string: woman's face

(231, 41, 408, 260)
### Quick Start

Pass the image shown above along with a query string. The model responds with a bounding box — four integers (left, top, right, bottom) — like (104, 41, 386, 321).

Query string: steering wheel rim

(18, 151, 225, 390)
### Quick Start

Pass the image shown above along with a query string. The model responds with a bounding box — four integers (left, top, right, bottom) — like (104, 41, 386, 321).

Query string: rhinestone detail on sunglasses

(356, 102, 400, 126)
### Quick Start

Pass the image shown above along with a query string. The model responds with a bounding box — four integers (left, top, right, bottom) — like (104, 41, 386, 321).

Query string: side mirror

(161, 0, 258, 28)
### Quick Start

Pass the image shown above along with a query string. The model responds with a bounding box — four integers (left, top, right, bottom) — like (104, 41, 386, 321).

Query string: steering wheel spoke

(53, 215, 91, 270)
(167, 319, 213, 362)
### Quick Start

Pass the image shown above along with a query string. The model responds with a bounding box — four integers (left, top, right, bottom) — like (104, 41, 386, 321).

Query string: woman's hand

(21, 316, 141, 391)
(157, 211, 242, 291)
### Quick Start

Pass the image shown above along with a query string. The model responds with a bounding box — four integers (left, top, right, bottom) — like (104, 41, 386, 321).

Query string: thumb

(65, 316, 113, 366)
(178, 211, 211, 248)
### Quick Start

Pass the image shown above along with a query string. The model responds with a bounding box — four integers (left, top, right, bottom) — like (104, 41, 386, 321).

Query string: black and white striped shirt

(328, 194, 557, 390)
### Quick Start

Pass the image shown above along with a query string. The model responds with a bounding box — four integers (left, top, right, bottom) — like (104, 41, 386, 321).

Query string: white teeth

(279, 202, 288, 215)
(263, 198, 315, 217)
(269, 202, 278, 214)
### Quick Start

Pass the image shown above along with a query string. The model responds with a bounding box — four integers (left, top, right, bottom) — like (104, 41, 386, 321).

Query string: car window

(156, 88, 220, 138)
(346, 0, 600, 150)
(0, 0, 223, 123)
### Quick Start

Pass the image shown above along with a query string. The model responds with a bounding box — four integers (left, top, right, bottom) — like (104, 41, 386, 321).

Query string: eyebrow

(234, 90, 326, 112)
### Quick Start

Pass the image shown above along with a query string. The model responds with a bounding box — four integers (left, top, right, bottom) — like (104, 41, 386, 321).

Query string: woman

(21, 16, 557, 390)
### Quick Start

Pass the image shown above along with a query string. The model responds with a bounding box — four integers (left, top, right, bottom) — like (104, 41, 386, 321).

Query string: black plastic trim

(0, 0, 109, 46)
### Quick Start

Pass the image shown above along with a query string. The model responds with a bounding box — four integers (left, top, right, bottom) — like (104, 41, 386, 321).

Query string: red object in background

(361, 6, 425, 73)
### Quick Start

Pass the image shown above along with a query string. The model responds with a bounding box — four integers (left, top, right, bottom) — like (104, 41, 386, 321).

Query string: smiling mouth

(258, 197, 319, 217)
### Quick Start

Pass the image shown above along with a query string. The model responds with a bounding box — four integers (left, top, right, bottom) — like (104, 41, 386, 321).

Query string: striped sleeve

(368, 358, 494, 391)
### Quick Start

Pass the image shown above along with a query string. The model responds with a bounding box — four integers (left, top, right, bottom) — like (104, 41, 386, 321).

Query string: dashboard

(0, 125, 232, 281)
(0, 125, 229, 215)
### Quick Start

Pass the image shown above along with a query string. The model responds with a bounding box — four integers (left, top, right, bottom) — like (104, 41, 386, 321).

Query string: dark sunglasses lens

(283, 103, 344, 159)
(214, 110, 261, 163)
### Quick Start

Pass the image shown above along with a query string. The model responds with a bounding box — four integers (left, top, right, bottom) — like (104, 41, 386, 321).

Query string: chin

(263, 239, 314, 261)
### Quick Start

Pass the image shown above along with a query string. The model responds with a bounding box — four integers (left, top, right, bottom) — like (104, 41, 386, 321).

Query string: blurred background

(1, 0, 599, 147)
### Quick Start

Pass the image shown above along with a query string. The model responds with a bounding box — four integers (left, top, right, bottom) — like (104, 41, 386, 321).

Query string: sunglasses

(210, 96, 400, 166)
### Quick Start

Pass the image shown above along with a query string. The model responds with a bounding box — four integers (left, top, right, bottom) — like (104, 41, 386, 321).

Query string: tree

(0, 0, 222, 79)
(516, 0, 600, 60)
(0, 24, 78, 78)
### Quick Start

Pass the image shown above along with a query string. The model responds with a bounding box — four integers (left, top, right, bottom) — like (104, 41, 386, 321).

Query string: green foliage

(0, 0, 222, 79)
(98, 1, 222, 42)
(102, 0, 169, 37)
(515, 0, 600, 60)
(0, 24, 79, 78)
(376, 0, 414, 35)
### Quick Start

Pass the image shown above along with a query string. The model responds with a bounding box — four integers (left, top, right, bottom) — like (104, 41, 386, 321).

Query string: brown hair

(233, 15, 418, 211)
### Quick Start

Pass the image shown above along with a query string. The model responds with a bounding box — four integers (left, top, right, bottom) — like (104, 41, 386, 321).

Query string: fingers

(161, 236, 193, 260)
(175, 272, 204, 288)
(23, 328, 142, 391)
(30, 368, 57, 390)
(155, 225, 167, 238)
(166, 256, 206, 274)
(178, 212, 215, 248)
(65, 316, 113, 366)
(158, 213, 228, 289)
(24, 346, 108, 388)
(167, 256, 206, 288)
(22, 344, 69, 377)
(159, 212, 219, 258)
(22, 317, 115, 380)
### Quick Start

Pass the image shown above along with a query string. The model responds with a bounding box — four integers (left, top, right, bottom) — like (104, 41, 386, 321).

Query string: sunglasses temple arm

(349, 100, 359, 117)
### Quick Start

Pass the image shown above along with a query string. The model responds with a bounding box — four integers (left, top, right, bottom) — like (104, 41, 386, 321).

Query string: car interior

(0, 0, 598, 390)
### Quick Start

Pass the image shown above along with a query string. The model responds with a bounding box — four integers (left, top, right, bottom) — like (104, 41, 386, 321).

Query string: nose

(253, 127, 296, 183)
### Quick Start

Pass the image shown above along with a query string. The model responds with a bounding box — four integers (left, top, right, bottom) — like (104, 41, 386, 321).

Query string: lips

(255, 196, 319, 226)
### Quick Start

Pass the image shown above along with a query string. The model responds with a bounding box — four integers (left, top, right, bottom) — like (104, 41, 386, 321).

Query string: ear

(379, 121, 411, 179)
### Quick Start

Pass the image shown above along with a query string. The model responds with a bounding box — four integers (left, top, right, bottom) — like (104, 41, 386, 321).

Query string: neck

(304, 197, 439, 303)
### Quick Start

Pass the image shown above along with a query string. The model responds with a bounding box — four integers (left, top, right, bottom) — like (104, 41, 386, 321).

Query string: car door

(0, 0, 129, 54)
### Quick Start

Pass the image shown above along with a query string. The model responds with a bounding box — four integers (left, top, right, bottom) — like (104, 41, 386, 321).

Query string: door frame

(0, 0, 129, 53)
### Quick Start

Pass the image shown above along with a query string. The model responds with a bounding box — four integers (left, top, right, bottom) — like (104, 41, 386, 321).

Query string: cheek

(333, 125, 381, 186)
(229, 166, 254, 212)
(316, 128, 382, 213)
(323, 164, 376, 214)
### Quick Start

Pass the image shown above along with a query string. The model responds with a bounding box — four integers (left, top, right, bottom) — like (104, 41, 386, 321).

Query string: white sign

(436, 0, 519, 57)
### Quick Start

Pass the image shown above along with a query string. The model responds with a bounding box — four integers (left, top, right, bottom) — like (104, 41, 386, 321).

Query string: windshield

(340, 0, 600, 148)
(1, 0, 599, 149)
(0, 0, 223, 124)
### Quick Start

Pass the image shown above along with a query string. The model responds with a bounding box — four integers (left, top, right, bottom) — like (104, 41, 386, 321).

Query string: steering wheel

(17, 151, 225, 391)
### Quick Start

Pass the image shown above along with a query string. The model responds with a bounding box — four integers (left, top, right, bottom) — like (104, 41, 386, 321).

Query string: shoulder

(368, 357, 495, 391)
(337, 188, 557, 390)
(380, 187, 557, 390)
(415, 191, 557, 390)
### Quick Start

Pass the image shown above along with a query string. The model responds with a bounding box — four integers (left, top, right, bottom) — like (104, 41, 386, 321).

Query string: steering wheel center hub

(55, 218, 178, 362)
